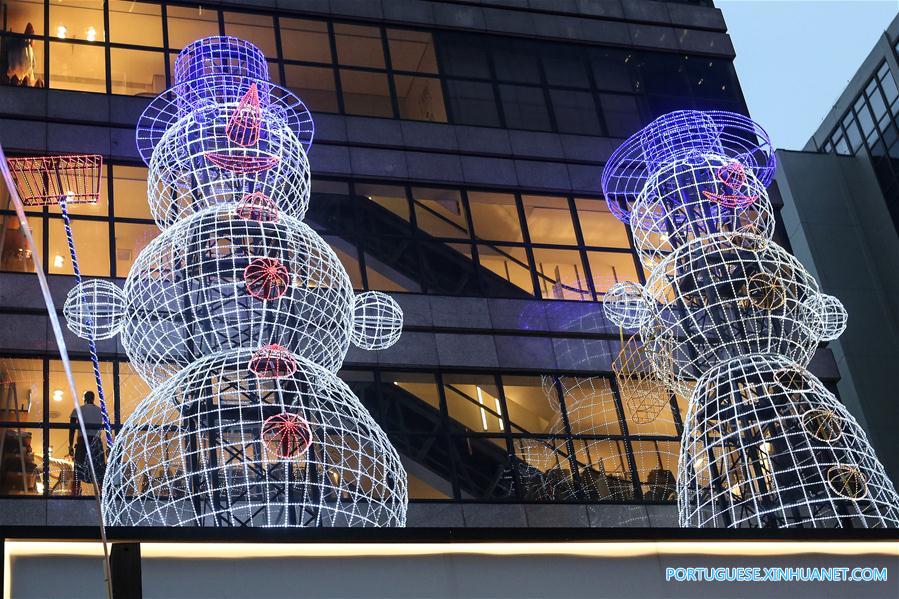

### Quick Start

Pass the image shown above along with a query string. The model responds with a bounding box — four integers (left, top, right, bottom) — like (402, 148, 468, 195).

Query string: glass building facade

(0, 0, 835, 527)
(815, 60, 899, 232)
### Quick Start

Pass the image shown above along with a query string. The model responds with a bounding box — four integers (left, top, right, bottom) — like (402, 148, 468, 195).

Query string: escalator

(307, 191, 536, 298)
(361, 379, 515, 500)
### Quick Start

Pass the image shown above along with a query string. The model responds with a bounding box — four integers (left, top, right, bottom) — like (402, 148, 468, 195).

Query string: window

(339, 69, 392, 117)
(48, 218, 109, 276)
(110, 47, 166, 96)
(0, 358, 43, 423)
(49, 41, 105, 92)
(284, 64, 338, 113)
(112, 166, 150, 220)
(0, 213, 42, 272)
(502, 375, 556, 434)
(394, 75, 446, 122)
(387, 29, 437, 74)
(493, 45, 541, 84)
(223, 12, 275, 57)
(521, 195, 576, 245)
(542, 51, 590, 89)
(114, 222, 157, 275)
(1, 34, 44, 87)
(550, 89, 601, 135)
(279, 18, 331, 63)
(166, 5, 218, 50)
(468, 192, 522, 242)
(324, 234, 363, 290)
(499, 84, 551, 131)
(412, 187, 467, 239)
(49, 0, 104, 43)
(1, 1, 44, 35)
(532, 247, 590, 301)
(600, 93, 643, 137)
(108, 0, 161, 47)
(334, 23, 384, 68)
(587, 251, 640, 294)
(355, 183, 410, 231)
(575, 199, 629, 248)
(437, 34, 491, 79)
(444, 79, 499, 127)
(0, 355, 686, 503)
(444, 374, 503, 433)
(477, 244, 532, 295)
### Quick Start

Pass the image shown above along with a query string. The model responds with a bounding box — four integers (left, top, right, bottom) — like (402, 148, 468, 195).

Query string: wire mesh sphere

(678, 354, 899, 528)
(602, 281, 652, 330)
(261, 412, 313, 460)
(121, 205, 354, 385)
(602, 110, 775, 224)
(806, 293, 848, 342)
(640, 232, 822, 393)
(102, 348, 407, 527)
(147, 104, 311, 229)
(63, 279, 127, 341)
(629, 153, 775, 267)
(137, 36, 314, 165)
(349, 291, 404, 351)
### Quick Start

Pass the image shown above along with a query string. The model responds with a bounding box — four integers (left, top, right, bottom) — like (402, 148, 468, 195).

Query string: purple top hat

(601, 110, 775, 224)
(135, 36, 314, 165)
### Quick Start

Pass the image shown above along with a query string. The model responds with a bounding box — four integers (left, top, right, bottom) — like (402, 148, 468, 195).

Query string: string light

(56, 36, 408, 527)
(601, 110, 899, 528)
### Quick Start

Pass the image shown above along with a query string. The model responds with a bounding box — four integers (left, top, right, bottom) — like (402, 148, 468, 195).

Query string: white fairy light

(601, 110, 899, 528)
(58, 36, 408, 527)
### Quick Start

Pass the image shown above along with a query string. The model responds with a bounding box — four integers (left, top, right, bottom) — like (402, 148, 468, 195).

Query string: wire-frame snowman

(64, 37, 408, 527)
(601, 110, 899, 528)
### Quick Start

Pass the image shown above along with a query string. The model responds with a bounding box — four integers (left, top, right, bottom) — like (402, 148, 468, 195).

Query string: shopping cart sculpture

(60, 36, 408, 527)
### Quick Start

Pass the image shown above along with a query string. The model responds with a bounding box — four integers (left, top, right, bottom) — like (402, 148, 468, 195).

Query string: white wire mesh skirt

(102, 348, 407, 527)
(677, 354, 899, 528)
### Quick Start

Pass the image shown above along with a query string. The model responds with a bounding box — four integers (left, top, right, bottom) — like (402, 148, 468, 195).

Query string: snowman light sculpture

(602, 111, 899, 528)
(63, 37, 407, 527)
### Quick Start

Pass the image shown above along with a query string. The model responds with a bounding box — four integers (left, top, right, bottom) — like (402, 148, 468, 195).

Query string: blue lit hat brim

(135, 75, 314, 166)
(600, 110, 775, 224)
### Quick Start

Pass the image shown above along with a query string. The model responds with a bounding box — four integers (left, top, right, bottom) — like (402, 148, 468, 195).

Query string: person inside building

(67, 391, 106, 496)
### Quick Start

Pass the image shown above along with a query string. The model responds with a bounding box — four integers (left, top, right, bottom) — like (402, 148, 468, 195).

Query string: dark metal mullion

(483, 40, 507, 129)
(534, 50, 559, 133)
(582, 48, 612, 137)
(42, 358, 49, 496)
(106, 165, 116, 277)
(349, 183, 370, 290)
(550, 375, 583, 496)
(494, 374, 522, 500)
(42, 0, 49, 89)
(623, 216, 645, 286)
(434, 373, 461, 501)
(608, 375, 644, 501)
(326, 21, 346, 114)
(513, 192, 540, 299)
(160, 2, 171, 87)
(112, 360, 121, 426)
(458, 189, 485, 296)
(567, 195, 597, 301)
(272, 14, 286, 87)
(103, 1, 112, 95)
(404, 184, 431, 292)
(379, 25, 400, 119)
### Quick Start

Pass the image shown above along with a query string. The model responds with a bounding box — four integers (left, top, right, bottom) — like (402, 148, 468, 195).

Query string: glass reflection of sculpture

(515, 303, 680, 505)
(602, 110, 899, 528)
(63, 37, 407, 527)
